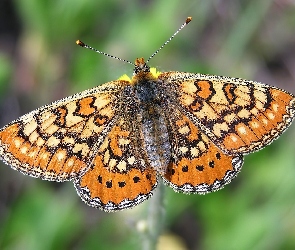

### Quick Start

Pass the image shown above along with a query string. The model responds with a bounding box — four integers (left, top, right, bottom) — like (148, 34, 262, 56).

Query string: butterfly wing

(0, 80, 128, 181)
(161, 72, 295, 155)
(161, 107, 243, 193)
(74, 117, 157, 212)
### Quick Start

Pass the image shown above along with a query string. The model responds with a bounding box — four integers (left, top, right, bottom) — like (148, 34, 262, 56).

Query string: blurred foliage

(1, 0, 295, 249)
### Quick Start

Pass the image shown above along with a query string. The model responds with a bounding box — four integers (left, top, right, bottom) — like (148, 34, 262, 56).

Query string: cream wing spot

(65, 103, 84, 127)
(213, 122, 229, 137)
(104, 150, 110, 164)
(23, 119, 38, 136)
(250, 121, 260, 129)
(47, 136, 61, 147)
(198, 141, 206, 151)
(56, 151, 66, 161)
(257, 103, 264, 111)
(191, 147, 200, 157)
(224, 113, 236, 123)
(235, 96, 249, 106)
(272, 103, 279, 112)
(20, 146, 28, 154)
(254, 89, 267, 103)
(45, 124, 59, 135)
(29, 131, 39, 143)
(179, 125, 190, 134)
(40, 113, 57, 130)
(99, 138, 109, 152)
(81, 117, 103, 138)
(231, 135, 238, 142)
(118, 138, 130, 146)
(210, 82, 228, 104)
(250, 107, 259, 115)
(109, 159, 117, 170)
(99, 105, 114, 117)
(195, 102, 218, 119)
(42, 152, 49, 159)
(117, 160, 127, 172)
(14, 139, 22, 148)
(93, 95, 111, 110)
(127, 156, 135, 165)
(40, 111, 52, 123)
(73, 143, 90, 157)
(68, 122, 86, 134)
(237, 109, 251, 119)
(238, 126, 247, 135)
(181, 81, 197, 94)
(267, 112, 275, 120)
(63, 137, 75, 145)
(67, 158, 74, 167)
(36, 137, 45, 146)
(180, 94, 194, 106)
(236, 85, 250, 94)
(179, 146, 188, 154)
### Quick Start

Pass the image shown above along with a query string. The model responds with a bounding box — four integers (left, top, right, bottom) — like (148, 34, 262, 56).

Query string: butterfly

(0, 17, 294, 212)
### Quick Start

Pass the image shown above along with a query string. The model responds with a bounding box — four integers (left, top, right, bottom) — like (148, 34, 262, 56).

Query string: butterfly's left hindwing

(161, 106, 243, 194)
(0, 80, 128, 181)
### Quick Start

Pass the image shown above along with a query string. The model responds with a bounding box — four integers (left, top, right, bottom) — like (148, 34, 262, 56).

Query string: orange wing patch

(76, 155, 157, 211)
(75, 96, 96, 116)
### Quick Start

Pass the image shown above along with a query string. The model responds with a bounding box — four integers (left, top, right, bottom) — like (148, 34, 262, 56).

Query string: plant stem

(141, 180, 166, 250)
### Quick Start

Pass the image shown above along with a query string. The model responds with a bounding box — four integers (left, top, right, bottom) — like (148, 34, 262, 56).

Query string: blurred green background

(1, 0, 295, 249)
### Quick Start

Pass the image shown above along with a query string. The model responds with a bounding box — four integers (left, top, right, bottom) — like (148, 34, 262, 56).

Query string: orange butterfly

(0, 17, 294, 211)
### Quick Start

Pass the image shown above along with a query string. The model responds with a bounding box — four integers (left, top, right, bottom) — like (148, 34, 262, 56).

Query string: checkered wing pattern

(75, 117, 157, 211)
(0, 80, 128, 181)
(161, 107, 243, 193)
(161, 72, 295, 155)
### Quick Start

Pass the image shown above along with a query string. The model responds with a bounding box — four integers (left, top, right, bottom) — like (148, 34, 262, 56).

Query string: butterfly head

(133, 58, 150, 74)
(131, 57, 158, 84)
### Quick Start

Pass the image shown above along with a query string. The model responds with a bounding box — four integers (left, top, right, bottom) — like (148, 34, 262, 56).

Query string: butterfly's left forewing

(161, 72, 295, 155)
(0, 80, 128, 181)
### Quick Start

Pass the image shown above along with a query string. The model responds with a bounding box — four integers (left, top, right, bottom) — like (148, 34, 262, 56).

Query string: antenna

(146, 17, 192, 63)
(76, 40, 134, 66)
(76, 17, 192, 65)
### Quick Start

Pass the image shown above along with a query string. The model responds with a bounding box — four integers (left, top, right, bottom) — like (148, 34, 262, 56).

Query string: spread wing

(161, 72, 295, 155)
(74, 117, 157, 212)
(0, 80, 128, 181)
(161, 106, 243, 193)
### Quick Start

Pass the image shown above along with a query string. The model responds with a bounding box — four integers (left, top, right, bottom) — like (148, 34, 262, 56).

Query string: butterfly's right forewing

(0, 80, 129, 181)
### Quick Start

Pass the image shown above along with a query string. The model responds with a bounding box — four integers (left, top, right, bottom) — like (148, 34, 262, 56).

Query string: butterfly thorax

(128, 58, 171, 174)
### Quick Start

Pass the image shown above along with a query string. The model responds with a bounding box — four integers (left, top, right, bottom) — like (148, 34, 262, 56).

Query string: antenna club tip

(186, 17, 192, 24)
(76, 40, 85, 46)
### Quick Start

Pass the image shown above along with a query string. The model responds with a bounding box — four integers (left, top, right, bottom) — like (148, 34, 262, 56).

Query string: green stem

(141, 180, 166, 250)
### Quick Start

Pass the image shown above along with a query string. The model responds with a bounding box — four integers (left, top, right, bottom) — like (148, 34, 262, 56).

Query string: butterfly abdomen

(133, 79, 171, 174)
